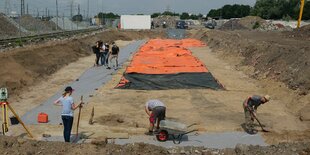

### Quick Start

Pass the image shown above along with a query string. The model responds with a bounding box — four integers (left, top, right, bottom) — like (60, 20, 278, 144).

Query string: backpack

(111, 45, 119, 55)
(92, 45, 99, 54)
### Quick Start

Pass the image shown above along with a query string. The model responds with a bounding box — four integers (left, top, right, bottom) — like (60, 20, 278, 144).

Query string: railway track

(0, 28, 102, 46)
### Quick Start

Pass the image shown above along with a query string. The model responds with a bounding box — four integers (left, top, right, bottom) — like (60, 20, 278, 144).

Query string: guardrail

(0, 28, 102, 47)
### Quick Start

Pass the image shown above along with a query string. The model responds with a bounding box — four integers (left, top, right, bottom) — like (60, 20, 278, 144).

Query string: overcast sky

(0, 0, 256, 17)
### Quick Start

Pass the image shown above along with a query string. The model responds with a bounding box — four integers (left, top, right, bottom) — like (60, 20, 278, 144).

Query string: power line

(4, 0, 11, 15)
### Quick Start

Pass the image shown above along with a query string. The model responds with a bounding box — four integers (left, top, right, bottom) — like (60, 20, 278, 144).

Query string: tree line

(90, 0, 310, 21)
(151, 11, 204, 20)
(207, 0, 310, 20)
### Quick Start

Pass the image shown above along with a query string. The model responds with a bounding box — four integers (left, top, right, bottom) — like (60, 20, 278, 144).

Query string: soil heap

(16, 15, 57, 32)
(0, 13, 20, 39)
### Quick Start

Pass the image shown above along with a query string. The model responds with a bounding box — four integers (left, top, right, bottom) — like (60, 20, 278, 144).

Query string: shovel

(74, 96, 84, 142)
(248, 108, 269, 132)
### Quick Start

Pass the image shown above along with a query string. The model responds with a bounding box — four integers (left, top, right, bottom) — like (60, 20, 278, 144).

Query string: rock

(235, 144, 249, 154)
(202, 149, 212, 155)
(91, 137, 108, 146)
(17, 137, 27, 144)
(194, 150, 201, 154)
(180, 150, 186, 154)
(168, 149, 177, 154)
(211, 150, 220, 155)
(42, 134, 51, 138)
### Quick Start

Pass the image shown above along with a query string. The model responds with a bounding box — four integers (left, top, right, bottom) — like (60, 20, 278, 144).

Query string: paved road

(22, 40, 145, 125)
(166, 28, 186, 39)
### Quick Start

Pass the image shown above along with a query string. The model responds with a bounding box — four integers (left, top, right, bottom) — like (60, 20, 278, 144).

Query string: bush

(252, 22, 260, 29)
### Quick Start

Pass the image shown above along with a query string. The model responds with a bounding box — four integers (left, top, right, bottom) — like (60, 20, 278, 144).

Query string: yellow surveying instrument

(0, 87, 33, 138)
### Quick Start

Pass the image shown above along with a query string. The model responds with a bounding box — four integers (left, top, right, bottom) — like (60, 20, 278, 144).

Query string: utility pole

(26, 3, 28, 15)
(78, 4, 80, 15)
(297, 0, 305, 28)
(70, 0, 74, 19)
(5, 0, 11, 15)
(63, 13, 65, 30)
(37, 8, 39, 18)
(56, 0, 59, 30)
(21, 0, 25, 16)
(101, 0, 104, 26)
(87, 0, 89, 19)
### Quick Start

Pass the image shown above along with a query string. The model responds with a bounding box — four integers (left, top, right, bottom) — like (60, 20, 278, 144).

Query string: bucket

(10, 116, 19, 125)
(38, 113, 49, 123)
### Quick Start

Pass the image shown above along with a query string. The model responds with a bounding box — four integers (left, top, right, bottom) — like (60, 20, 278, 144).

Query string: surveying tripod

(0, 88, 33, 138)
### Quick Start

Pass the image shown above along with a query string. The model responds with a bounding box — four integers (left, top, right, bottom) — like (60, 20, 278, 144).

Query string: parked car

(176, 20, 188, 29)
(204, 22, 215, 29)
(204, 20, 217, 29)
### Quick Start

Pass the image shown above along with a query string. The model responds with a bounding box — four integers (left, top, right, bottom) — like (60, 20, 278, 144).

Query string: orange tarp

(125, 39, 207, 74)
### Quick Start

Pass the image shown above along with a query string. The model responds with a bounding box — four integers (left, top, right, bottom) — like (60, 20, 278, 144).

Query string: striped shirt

(145, 99, 165, 111)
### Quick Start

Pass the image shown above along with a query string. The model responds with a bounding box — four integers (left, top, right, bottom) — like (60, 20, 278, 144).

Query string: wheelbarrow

(155, 120, 198, 144)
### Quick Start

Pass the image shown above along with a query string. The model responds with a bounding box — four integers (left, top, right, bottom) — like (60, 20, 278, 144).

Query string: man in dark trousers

(104, 43, 110, 66)
(92, 41, 102, 66)
(243, 95, 270, 133)
(144, 99, 166, 135)
(107, 42, 119, 70)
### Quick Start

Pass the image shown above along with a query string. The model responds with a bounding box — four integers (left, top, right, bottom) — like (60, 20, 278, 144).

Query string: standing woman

(54, 86, 81, 142)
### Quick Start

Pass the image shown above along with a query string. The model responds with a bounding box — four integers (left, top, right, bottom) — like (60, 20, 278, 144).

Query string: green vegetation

(151, 11, 202, 20)
(72, 14, 83, 21)
(96, 12, 120, 19)
(151, 11, 179, 18)
(207, 0, 310, 20)
(252, 21, 260, 29)
(207, 4, 251, 19)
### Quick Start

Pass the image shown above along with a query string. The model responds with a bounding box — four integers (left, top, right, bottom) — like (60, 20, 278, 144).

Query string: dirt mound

(220, 16, 288, 31)
(0, 135, 168, 155)
(283, 24, 310, 40)
(0, 13, 19, 39)
(196, 30, 310, 95)
(17, 15, 56, 32)
(220, 19, 248, 30)
(153, 15, 179, 28)
(239, 16, 266, 29)
(0, 30, 166, 97)
(1, 135, 310, 154)
(97, 114, 139, 128)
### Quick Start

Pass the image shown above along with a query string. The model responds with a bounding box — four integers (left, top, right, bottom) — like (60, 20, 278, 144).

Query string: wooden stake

(89, 106, 94, 125)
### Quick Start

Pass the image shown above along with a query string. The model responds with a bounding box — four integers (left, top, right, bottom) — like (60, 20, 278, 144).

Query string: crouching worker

(54, 86, 82, 142)
(243, 95, 270, 133)
(145, 99, 166, 135)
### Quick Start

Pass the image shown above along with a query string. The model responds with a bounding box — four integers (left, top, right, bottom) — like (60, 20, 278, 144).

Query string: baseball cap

(264, 95, 271, 101)
(65, 86, 74, 92)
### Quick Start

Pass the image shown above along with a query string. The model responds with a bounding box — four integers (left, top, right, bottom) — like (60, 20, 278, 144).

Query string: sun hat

(264, 95, 271, 101)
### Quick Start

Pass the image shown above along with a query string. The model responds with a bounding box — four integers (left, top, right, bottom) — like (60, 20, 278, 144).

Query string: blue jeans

(100, 52, 107, 65)
(62, 115, 73, 142)
(105, 53, 110, 65)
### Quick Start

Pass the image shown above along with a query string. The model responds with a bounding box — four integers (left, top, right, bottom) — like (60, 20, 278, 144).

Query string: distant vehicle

(176, 20, 188, 29)
(204, 20, 217, 29)
(204, 23, 215, 29)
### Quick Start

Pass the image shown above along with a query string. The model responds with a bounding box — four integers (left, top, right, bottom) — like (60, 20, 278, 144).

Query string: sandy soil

(69, 44, 309, 144)
(1, 28, 309, 154)
(6, 40, 134, 138)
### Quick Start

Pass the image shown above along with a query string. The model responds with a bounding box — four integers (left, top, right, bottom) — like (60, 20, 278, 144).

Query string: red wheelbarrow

(155, 120, 198, 144)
